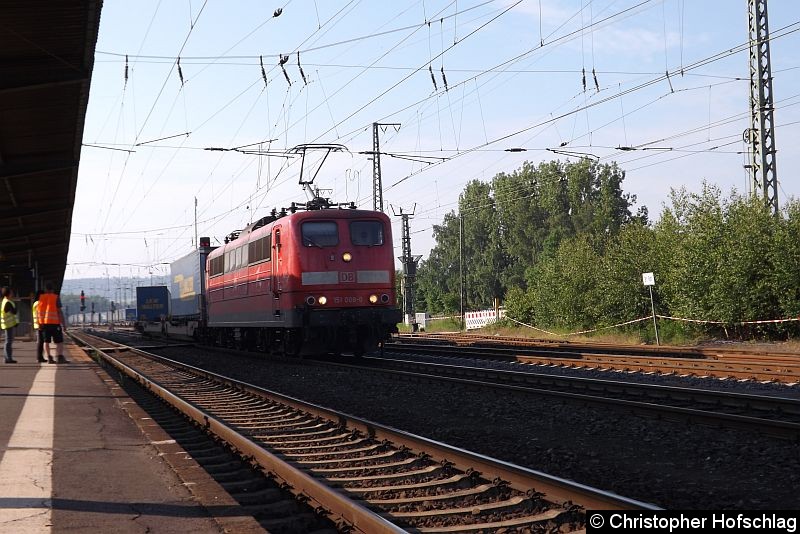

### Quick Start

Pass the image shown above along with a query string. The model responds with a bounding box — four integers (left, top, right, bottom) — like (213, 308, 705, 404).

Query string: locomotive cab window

(302, 221, 338, 247)
(350, 220, 384, 246)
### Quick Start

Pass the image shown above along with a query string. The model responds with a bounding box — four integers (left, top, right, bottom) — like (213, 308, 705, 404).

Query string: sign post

(642, 272, 659, 346)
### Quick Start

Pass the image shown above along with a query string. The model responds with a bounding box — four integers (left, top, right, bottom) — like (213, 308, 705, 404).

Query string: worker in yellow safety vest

(32, 290, 46, 363)
(38, 283, 69, 364)
(1, 286, 19, 363)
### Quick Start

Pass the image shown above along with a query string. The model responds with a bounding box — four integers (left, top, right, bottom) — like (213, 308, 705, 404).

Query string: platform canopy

(0, 0, 102, 297)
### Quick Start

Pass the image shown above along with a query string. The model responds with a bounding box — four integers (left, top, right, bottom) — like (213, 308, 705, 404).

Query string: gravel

(96, 332, 800, 510)
(379, 349, 800, 399)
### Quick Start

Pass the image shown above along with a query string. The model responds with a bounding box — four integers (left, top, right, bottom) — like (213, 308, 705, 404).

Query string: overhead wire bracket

(547, 147, 599, 161)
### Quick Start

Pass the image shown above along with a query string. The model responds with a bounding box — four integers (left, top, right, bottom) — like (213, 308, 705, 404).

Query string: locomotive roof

(212, 208, 389, 253)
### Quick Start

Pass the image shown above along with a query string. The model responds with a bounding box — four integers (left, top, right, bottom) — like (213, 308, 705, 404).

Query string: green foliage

(503, 286, 534, 324)
(504, 181, 800, 340)
(526, 235, 603, 328)
(771, 201, 800, 321)
(417, 159, 637, 314)
(416, 158, 800, 341)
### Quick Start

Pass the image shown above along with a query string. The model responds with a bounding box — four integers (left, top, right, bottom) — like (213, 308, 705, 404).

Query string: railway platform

(0, 339, 259, 533)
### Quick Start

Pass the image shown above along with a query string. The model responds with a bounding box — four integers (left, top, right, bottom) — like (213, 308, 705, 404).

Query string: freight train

(137, 198, 401, 355)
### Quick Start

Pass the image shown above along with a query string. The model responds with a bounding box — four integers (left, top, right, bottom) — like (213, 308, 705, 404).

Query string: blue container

(169, 247, 213, 318)
(136, 286, 170, 322)
(125, 308, 136, 322)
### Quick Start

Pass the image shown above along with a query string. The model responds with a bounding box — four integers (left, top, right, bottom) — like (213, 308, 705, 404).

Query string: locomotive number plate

(335, 296, 363, 304)
(340, 271, 355, 283)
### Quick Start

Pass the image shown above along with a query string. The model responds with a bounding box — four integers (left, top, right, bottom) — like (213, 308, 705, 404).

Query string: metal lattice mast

(393, 205, 420, 329)
(372, 123, 383, 211)
(747, 0, 779, 214)
(368, 122, 400, 212)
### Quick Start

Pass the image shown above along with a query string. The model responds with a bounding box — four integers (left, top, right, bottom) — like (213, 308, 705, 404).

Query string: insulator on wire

(124, 55, 129, 87)
(297, 52, 307, 85)
(279, 54, 291, 86)
(428, 65, 438, 91)
(260, 55, 267, 87)
(177, 57, 185, 87)
(592, 68, 599, 92)
(581, 67, 586, 92)
(440, 66, 448, 91)
(273, 8, 282, 17)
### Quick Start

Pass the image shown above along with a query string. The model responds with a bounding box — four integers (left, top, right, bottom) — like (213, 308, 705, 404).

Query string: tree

(525, 235, 603, 328)
(459, 180, 507, 309)
(418, 159, 639, 315)
(771, 200, 800, 325)
(416, 213, 461, 314)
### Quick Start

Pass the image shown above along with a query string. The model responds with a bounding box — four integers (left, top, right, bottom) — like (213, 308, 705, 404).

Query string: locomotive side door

(272, 227, 282, 300)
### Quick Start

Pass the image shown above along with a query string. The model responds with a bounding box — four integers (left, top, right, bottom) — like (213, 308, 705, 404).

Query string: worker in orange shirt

(37, 283, 69, 364)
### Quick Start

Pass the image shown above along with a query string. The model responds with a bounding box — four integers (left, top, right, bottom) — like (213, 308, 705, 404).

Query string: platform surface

(0, 339, 225, 533)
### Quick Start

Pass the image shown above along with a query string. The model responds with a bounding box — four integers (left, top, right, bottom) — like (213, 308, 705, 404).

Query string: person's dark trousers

(4, 327, 14, 363)
(36, 329, 45, 362)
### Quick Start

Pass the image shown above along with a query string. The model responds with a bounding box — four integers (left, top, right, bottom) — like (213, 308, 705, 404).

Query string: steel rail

(72, 332, 405, 533)
(387, 339, 800, 382)
(346, 355, 800, 440)
(396, 332, 800, 362)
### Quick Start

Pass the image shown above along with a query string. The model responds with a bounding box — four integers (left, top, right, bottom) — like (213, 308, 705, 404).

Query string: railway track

(355, 351, 800, 439)
(91, 328, 800, 439)
(397, 332, 800, 360)
(389, 335, 800, 383)
(70, 331, 655, 532)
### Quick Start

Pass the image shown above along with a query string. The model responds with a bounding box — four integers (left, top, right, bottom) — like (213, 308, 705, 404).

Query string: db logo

(340, 272, 355, 283)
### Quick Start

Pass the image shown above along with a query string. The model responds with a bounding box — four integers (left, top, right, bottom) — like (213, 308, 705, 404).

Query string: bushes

(504, 185, 800, 340)
(415, 158, 800, 341)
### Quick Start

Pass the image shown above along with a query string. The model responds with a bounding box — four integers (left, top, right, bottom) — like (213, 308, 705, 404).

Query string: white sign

(642, 272, 655, 286)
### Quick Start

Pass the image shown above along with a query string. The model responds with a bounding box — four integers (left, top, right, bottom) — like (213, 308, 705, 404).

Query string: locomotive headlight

(318, 296, 327, 305)
(380, 294, 390, 304)
(369, 294, 378, 304)
(306, 296, 316, 306)
(342, 252, 352, 262)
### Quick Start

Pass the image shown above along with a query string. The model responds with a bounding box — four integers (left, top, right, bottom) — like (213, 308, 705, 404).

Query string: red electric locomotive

(204, 199, 401, 355)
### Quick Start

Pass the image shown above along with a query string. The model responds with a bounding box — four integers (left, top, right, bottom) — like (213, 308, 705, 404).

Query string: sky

(67, 0, 800, 281)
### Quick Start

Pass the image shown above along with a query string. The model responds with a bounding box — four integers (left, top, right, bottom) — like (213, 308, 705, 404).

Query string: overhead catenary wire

(387, 20, 800, 190)
(96, 0, 496, 63)
(73, 2, 800, 275)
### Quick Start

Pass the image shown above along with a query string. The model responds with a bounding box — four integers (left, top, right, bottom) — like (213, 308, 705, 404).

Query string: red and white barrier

(465, 309, 506, 330)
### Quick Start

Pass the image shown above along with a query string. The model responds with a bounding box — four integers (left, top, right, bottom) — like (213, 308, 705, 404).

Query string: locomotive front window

(350, 221, 384, 246)
(302, 221, 339, 247)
